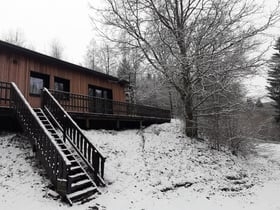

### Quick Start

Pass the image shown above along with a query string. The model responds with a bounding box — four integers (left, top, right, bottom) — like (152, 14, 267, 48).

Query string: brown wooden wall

(0, 50, 126, 107)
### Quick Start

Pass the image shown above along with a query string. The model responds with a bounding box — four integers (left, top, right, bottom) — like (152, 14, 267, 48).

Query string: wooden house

(0, 40, 127, 107)
(0, 40, 170, 129)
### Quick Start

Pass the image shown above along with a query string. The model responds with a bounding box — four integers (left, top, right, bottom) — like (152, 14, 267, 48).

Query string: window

(88, 85, 113, 114)
(54, 77, 70, 92)
(88, 85, 112, 99)
(54, 77, 70, 100)
(30, 72, 49, 96)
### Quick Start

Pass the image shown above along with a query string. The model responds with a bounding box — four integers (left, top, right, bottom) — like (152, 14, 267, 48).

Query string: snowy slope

(0, 120, 280, 210)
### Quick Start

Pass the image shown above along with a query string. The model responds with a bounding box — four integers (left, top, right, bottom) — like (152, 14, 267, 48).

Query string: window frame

(88, 85, 113, 100)
(29, 71, 50, 97)
(54, 76, 70, 100)
(88, 85, 113, 114)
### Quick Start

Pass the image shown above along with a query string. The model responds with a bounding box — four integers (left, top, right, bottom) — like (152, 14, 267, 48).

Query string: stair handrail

(10, 82, 71, 195)
(42, 88, 106, 186)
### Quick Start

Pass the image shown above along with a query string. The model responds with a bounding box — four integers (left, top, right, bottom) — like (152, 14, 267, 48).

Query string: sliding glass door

(88, 85, 113, 114)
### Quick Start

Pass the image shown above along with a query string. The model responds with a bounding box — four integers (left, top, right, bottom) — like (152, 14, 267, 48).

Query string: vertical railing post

(41, 89, 45, 109)
(63, 114, 67, 142)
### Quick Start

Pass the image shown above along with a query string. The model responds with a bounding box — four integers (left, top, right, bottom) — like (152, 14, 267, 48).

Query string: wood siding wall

(0, 51, 126, 107)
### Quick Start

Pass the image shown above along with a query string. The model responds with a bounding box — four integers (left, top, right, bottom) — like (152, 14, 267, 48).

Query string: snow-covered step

(61, 149, 72, 155)
(71, 179, 92, 192)
(66, 186, 98, 203)
(70, 165, 83, 174)
(69, 160, 79, 167)
(72, 179, 91, 186)
(69, 172, 87, 182)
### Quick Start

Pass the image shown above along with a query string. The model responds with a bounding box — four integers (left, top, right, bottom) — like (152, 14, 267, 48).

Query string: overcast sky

(0, 0, 101, 64)
(0, 0, 278, 63)
(0, 0, 279, 99)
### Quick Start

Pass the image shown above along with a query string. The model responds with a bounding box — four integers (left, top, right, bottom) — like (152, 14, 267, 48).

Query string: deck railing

(0, 81, 11, 106)
(9, 83, 71, 195)
(49, 90, 171, 119)
(42, 88, 105, 185)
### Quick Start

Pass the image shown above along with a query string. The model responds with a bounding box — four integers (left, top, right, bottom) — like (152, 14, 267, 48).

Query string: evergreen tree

(117, 57, 137, 103)
(117, 57, 132, 82)
(267, 38, 280, 122)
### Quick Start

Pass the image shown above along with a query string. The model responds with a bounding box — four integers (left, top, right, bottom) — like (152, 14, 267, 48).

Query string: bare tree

(50, 39, 64, 59)
(92, 0, 280, 137)
(85, 38, 98, 70)
(3, 29, 26, 46)
(95, 43, 115, 74)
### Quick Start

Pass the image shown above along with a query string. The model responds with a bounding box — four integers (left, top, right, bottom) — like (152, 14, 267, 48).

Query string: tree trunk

(168, 91, 173, 118)
(184, 98, 198, 138)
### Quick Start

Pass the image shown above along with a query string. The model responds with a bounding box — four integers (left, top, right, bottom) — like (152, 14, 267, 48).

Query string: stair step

(72, 179, 92, 187)
(67, 154, 75, 160)
(62, 149, 71, 155)
(57, 143, 67, 147)
(67, 186, 98, 203)
(69, 172, 87, 183)
(70, 161, 79, 167)
(54, 139, 64, 144)
(70, 165, 83, 173)
(71, 165, 82, 171)
(52, 134, 60, 138)
(71, 179, 92, 192)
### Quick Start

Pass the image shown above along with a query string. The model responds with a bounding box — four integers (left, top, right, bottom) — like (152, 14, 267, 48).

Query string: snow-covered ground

(1, 120, 280, 210)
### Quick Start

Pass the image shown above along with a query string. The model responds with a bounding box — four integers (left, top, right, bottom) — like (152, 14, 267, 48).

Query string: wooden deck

(68, 111, 170, 129)
(0, 82, 171, 130)
(47, 90, 171, 129)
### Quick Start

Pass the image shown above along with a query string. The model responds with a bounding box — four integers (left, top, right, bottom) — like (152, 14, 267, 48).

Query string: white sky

(0, 0, 279, 99)
(0, 0, 101, 64)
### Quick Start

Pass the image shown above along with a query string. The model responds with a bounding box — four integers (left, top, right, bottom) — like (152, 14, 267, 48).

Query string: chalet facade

(0, 40, 170, 129)
(0, 40, 126, 108)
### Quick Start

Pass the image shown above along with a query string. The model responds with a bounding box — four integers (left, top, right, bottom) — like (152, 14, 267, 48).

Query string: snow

(1, 120, 280, 210)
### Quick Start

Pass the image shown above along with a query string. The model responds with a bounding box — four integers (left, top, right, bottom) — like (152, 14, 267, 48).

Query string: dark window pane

(29, 72, 49, 96)
(103, 90, 108, 99)
(30, 77, 44, 95)
(54, 77, 70, 100)
(54, 82, 64, 91)
(54, 77, 70, 92)
(95, 89, 102, 98)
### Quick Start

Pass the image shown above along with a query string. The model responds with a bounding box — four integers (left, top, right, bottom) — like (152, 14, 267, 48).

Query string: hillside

(0, 120, 280, 209)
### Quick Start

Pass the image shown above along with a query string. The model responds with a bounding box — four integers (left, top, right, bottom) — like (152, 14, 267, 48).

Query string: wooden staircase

(4, 81, 106, 205)
(33, 108, 99, 204)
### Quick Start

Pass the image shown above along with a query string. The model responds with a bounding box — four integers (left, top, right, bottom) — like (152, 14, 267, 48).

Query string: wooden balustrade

(0, 81, 11, 106)
(49, 90, 171, 119)
(9, 82, 71, 195)
(42, 88, 105, 185)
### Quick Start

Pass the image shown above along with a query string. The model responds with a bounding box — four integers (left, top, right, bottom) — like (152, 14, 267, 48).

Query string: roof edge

(0, 40, 129, 84)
